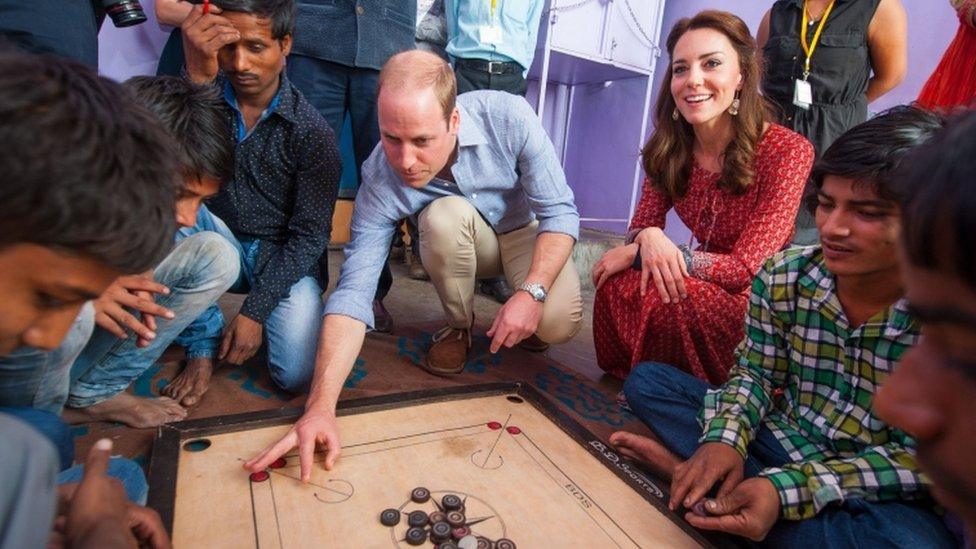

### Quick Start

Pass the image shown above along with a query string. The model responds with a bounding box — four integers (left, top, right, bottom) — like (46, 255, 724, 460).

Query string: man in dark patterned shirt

(180, 0, 340, 393)
(609, 107, 955, 546)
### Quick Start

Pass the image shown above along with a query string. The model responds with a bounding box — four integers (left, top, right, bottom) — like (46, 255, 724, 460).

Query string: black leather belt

(455, 58, 522, 75)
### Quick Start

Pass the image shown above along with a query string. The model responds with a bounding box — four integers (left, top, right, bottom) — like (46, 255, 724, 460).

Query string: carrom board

(148, 383, 717, 548)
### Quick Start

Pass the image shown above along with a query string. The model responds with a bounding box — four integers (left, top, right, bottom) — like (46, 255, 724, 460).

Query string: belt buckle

(487, 61, 505, 75)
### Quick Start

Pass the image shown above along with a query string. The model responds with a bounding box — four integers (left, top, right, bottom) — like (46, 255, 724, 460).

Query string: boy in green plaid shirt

(609, 107, 956, 546)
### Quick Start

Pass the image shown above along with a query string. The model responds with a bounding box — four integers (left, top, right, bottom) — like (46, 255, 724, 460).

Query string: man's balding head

(379, 50, 457, 124)
(376, 50, 461, 190)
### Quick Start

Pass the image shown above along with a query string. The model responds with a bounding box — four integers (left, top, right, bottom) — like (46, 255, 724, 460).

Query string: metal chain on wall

(621, 0, 654, 46)
(549, 0, 655, 48)
(549, 0, 599, 14)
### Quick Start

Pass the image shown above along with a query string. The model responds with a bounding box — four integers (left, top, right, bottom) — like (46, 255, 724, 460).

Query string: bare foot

(609, 431, 682, 479)
(67, 392, 187, 429)
(161, 357, 214, 407)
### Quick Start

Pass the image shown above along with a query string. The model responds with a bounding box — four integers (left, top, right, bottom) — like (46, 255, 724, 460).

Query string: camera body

(102, 0, 147, 27)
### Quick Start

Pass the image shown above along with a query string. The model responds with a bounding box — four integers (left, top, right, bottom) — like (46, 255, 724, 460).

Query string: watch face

(523, 284, 545, 301)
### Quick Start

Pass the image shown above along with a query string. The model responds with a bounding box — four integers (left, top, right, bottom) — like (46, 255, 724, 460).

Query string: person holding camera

(0, 0, 148, 67)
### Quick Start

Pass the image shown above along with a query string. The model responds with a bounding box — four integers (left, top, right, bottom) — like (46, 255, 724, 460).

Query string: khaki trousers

(418, 196, 583, 344)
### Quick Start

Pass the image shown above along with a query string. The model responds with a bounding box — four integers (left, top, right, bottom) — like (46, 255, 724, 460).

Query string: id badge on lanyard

(794, 0, 836, 110)
(479, 0, 504, 45)
(793, 80, 813, 109)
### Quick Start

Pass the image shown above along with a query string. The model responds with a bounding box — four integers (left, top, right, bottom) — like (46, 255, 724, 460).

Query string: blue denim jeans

(0, 303, 94, 414)
(1, 408, 147, 503)
(57, 458, 148, 506)
(286, 55, 380, 189)
(67, 230, 240, 408)
(179, 206, 324, 392)
(623, 362, 956, 548)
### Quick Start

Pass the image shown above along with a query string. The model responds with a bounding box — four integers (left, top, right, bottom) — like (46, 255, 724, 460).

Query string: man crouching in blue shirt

(245, 49, 583, 479)
(180, 0, 341, 394)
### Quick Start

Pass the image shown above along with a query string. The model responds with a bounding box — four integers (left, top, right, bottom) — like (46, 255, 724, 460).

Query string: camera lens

(101, 0, 148, 28)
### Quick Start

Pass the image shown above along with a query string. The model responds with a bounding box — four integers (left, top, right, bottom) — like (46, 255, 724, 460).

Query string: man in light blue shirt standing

(245, 50, 583, 480)
(445, 0, 547, 303)
(445, 0, 546, 95)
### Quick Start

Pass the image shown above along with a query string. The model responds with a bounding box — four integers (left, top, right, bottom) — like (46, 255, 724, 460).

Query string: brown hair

(642, 10, 771, 198)
(378, 50, 457, 123)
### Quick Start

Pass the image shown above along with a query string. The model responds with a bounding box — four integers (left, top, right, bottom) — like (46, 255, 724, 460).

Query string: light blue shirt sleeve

(511, 97, 580, 240)
(321, 164, 398, 329)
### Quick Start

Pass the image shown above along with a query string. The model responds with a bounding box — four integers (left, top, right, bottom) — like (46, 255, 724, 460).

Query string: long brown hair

(642, 10, 771, 198)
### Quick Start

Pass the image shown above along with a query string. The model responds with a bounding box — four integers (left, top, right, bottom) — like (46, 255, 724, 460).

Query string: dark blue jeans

(286, 54, 392, 301)
(623, 362, 956, 548)
(286, 55, 380, 184)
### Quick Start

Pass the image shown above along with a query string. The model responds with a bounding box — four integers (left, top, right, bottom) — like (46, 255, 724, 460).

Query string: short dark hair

(213, 0, 294, 40)
(0, 50, 178, 273)
(124, 75, 234, 186)
(899, 109, 976, 290)
(806, 105, 947, 213)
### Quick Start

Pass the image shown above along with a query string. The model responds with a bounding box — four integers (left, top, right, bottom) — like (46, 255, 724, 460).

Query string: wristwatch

(519, 282, 548, 303)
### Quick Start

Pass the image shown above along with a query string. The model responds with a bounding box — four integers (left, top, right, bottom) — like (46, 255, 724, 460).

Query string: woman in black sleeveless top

(758, 0, 907, 243)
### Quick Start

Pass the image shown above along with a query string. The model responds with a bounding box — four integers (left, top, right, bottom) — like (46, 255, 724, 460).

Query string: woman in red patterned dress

(591, 11, 814, 384)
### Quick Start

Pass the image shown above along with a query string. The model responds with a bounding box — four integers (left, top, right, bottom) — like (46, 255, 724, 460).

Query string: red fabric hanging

(918, 7, 976, 110)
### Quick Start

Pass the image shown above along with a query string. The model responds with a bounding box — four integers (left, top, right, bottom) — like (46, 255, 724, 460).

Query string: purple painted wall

(557, 76, 651, 235)
(524, 72, 654, 235)
(874, 1, 959, 111)
(98, 0, 172, 80)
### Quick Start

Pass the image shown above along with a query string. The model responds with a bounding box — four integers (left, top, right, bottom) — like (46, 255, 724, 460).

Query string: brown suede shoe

(423, 326, 471, 376)
(517, 333, 550, 353)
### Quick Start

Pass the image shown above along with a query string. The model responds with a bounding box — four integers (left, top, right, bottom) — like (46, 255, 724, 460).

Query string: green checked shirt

(699, 246, 927, 520)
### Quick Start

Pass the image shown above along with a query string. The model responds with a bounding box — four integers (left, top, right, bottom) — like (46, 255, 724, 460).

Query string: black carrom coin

(405, 527, 427, 546)
(379, 508, 400, 527)
(442, 494, 463, 511)
(407, 510, 429, 528)
(411, 486, 431, 503)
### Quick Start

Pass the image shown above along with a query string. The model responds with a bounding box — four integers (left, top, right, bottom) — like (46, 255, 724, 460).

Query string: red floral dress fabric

(593, 124, 814, 384)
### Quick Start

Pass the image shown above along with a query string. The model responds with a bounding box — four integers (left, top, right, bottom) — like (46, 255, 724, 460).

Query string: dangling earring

(672, 107, 680, 121)
(729, 91, 741, 116)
